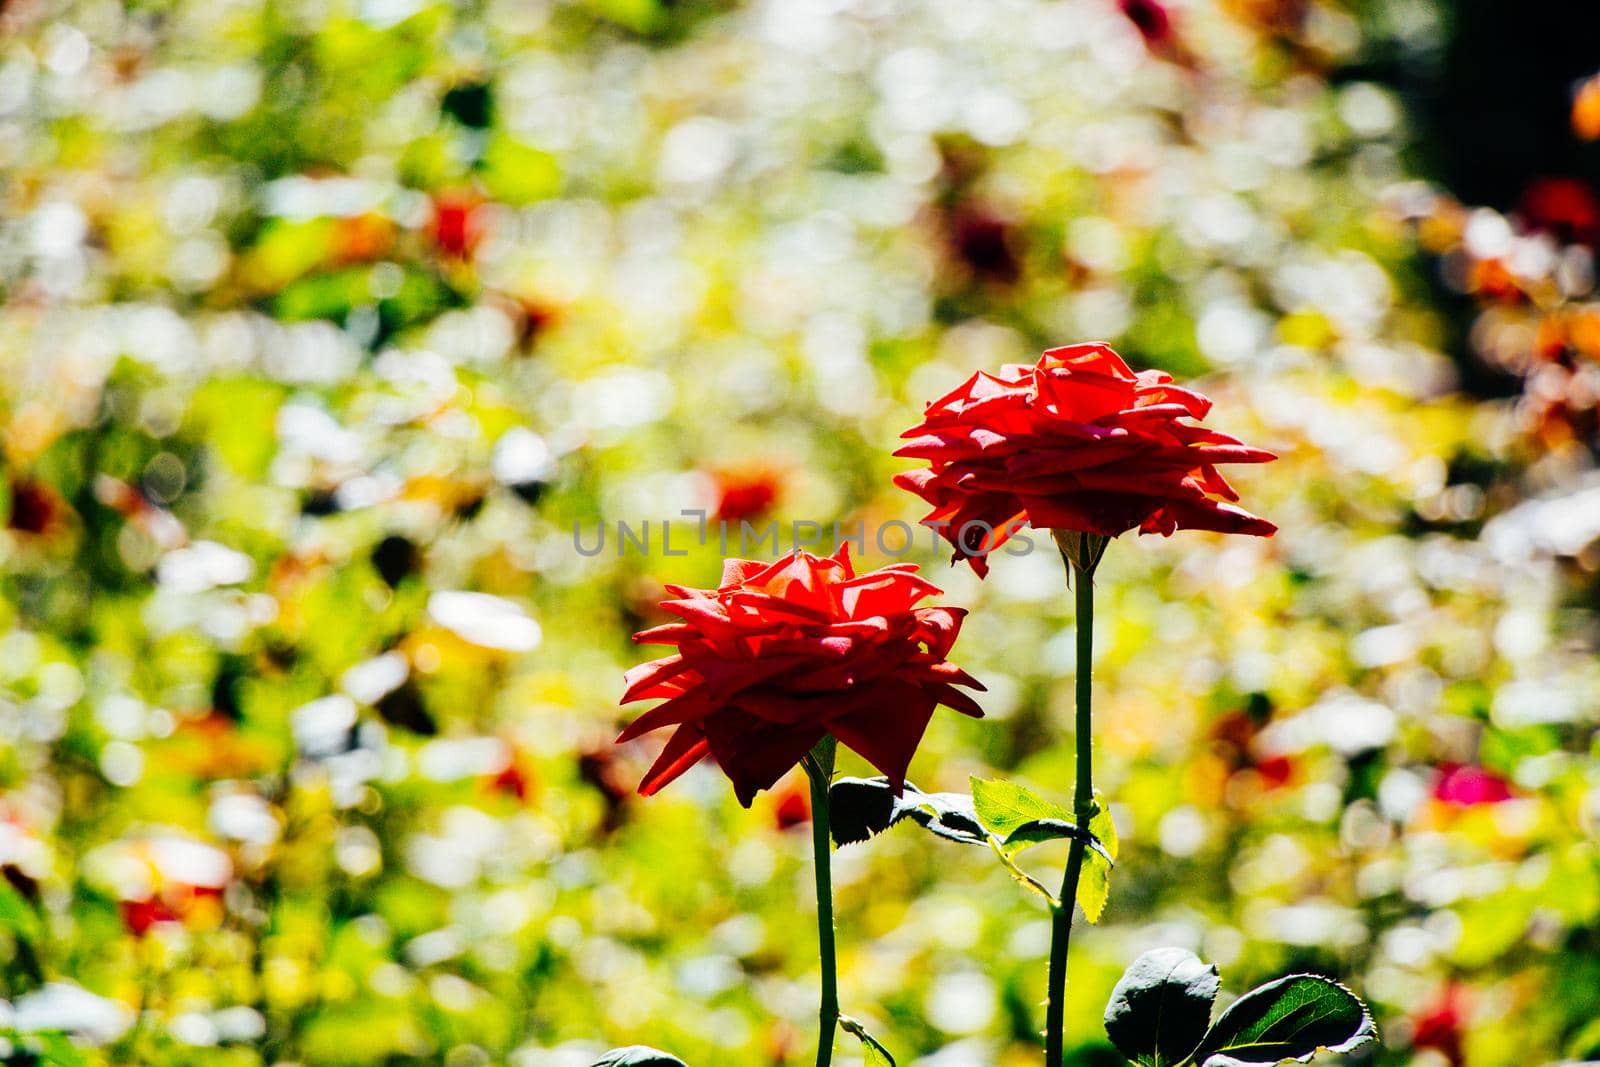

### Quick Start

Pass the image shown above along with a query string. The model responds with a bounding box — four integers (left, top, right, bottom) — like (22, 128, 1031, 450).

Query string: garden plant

(604, 343, 1377, 1066)
(3, 0, 1600, 1065)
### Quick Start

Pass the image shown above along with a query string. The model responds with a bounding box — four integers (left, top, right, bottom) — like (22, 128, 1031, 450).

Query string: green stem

(1044, 534, 1099, 1065)
(804, 736, 840, 1067)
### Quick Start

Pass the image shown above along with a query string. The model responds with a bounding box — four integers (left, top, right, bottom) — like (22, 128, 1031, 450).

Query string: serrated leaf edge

(1192, 974, 1377, 1067)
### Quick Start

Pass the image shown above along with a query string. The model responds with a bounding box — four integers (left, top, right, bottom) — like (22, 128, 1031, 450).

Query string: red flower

(120, 896, 180, 937)
(487, 753, 536, 802)
(7, 476, 73, 538)
(712, 466, 783, 524)
(1411, 985, 1468, 1066)
(1518, 176, 1600, 248)
(1254, 754, 1295, 790)
(1433, 763, 1513, 807)
(617, 545, 985, 806)
(1120, 0, 1173, 43)
(428, 192, 485, 259)
(895, 343, 1276, 575)
(771, 777, 812, 830)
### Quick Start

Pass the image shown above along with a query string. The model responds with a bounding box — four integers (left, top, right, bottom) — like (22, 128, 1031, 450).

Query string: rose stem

(1044, 531, 1100, 1065)
(803, 735, 841, 1067)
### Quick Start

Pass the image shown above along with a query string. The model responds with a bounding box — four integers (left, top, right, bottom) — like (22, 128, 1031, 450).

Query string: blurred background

(2, 0, 1600, 1064)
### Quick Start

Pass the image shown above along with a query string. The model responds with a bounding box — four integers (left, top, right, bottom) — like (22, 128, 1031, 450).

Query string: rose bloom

(618, 545, 984, 806)
(895, 343, 1276, 575)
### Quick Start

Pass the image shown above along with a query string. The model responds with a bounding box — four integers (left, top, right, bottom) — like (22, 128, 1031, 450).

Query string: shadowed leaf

(828, 777, 986, 847)
(1002, 818, 1114, 864)
(1103, 947, 1220, 1067)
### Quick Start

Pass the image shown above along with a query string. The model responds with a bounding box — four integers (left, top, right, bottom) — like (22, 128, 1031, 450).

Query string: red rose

(618, 545, 985, 806)
(895, 343, 1276, 575)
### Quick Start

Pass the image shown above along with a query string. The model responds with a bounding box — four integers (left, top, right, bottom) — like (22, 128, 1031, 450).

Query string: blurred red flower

(712, 466, 783, 524)
(1254, 754, 1295, 789)
(1120, 0, 1172, 44)
(120, 896, 180, 936)
(487, 751, 537, 802)
(1519, 176, 1600, 247)
(428, 192, 485, 259)
(895, 342, 1276, 575)
(1433, 763, 1513, 807)
(770, 777, 812, 830)
(109, 839, 231, 938)
(7, 476, 73, 539)
(618, 545, 985, 806)
(1411, 984, 1468, 1066)
(120, 884, 226, 937)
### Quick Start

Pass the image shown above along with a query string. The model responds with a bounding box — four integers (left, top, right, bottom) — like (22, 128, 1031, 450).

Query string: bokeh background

(3, 0, 1600, 1064)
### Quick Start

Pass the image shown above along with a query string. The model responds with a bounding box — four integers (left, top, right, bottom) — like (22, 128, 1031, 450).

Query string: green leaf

(840, 1016, 896, 1067)
(896, 790, 987, 845)
(1078, 791, 1118, 924)
(1565, 1013, 1600, 1061)
(0, 882, 46, 944)
(273, 268, 369, 322)
(1002, 818, 1115, 865)
(1191, 975, 1376, 1067)
(478, 134, 562, 206)
(828, 777, 899, 845)
(1102, 948, 1220, 1067)
(15, 1034, 90, 1067)
(590, 1047, 689, 1067)
(970, 777, 1073, 838)
(189, 378, 285, 479)
(584, 0, 666, 35)
(828, 777, 985, 847)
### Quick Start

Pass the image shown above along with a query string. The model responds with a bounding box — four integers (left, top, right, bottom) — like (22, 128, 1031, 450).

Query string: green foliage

(972, 778, 1116, 920)
(479, 136, 563, 206)
(1077, 792, 1118, 924)
(0, 0, 1587, 1063)
(828, 777, 986, 847)
(1106, 952, 1374, 1067)
(971, 777, 1074, 838)
(1104, 949, 1220, 1067)
(1190, 976, 1375, 1067)
(841, 1015, 896, 1067)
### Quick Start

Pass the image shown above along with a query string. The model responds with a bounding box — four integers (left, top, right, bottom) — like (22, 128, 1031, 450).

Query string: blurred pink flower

(1432, 763, 1514, 807)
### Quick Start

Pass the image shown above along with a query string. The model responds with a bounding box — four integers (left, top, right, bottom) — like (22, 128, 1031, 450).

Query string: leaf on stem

(590, 1047, 689, 1066)
(839, 1015, 896, 1067)
(1190, 974, 1376, 1067)
(828, 777, 986, 847)
(972, 778, 1117, 920)
(969, 777, 1074, 838)
(1077, 790, 1118, 924)
(1102, 948, 1220, 1067)
(1001, 818, 1114, 865)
